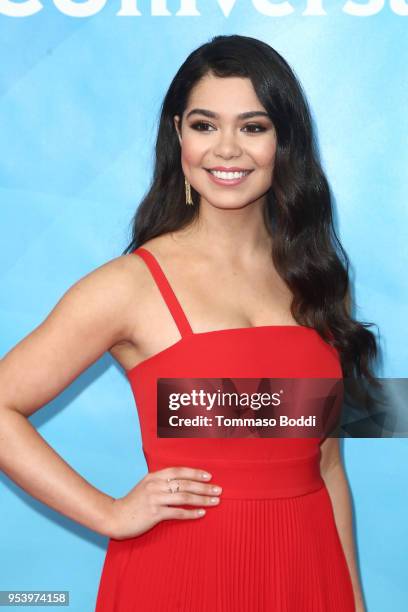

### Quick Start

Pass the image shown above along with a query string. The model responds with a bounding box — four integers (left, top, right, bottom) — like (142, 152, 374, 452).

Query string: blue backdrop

(1, 2, 407, 611)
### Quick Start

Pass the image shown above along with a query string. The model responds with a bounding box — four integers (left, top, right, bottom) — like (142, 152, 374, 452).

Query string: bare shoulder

(77, 249, 158, 303)
(61, 252, 145, 335)
(87, 251, 148, 302)
(76, 251, 160, 340)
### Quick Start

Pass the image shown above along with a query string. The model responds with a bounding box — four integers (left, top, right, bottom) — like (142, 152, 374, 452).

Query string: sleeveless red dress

(95, 247, 355, 611)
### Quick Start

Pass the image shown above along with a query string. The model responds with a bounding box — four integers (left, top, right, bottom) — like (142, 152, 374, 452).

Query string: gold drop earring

(184, 176, 194, 206)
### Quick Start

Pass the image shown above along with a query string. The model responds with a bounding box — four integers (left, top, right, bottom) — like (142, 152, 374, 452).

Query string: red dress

(95, 247, 355, 611)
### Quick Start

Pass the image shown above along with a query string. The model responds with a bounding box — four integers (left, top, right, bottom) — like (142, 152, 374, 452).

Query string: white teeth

(209, 170, 249, 180)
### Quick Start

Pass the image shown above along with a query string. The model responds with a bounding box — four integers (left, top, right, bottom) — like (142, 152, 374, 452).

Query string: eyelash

(190, 121, 267, 134)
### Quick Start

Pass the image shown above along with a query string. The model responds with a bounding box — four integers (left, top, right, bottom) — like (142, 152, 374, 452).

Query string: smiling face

(174, 72, 277, 210)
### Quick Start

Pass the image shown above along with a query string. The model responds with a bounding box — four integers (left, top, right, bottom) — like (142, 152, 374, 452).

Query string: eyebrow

(185, 108, 270, 120)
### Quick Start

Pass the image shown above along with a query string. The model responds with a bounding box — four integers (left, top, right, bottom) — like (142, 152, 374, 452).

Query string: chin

(206, 197, 255, 210)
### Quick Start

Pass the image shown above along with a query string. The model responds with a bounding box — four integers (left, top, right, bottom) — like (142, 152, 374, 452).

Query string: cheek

(180, 135, 206, 166)
(252, 141, 277, 169)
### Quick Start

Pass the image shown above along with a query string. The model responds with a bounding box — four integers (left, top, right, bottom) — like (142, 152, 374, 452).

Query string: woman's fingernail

(202, 472, 212, 479)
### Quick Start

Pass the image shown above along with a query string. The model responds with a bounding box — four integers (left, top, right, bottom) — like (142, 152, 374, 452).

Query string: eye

(243, 124, 267, 133)
(190, 121, 215, 132)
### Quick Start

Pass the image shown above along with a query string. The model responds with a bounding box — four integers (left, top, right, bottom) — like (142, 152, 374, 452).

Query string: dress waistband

(146, 452, 324, 500)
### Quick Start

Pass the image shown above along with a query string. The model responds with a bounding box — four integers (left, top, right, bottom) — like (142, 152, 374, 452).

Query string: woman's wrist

(95, 494, 117, 538)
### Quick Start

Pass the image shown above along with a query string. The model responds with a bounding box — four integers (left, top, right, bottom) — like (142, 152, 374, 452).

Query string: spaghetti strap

(132, 247, 193, 339)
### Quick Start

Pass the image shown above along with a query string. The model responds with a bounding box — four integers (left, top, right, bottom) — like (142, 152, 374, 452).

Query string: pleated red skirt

(96, 484, 354, 611)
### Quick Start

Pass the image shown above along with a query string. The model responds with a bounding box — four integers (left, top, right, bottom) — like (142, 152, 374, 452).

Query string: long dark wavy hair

(122, 34, 379, 386)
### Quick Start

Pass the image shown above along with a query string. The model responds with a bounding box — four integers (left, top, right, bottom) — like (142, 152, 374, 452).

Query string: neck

(177, 196, 273, 263)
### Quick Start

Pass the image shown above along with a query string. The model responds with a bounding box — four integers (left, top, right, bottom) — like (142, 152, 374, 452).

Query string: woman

(0, 35, 378, 611)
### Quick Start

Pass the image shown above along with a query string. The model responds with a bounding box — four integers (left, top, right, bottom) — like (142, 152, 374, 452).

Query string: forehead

(186, 73, 264, 113)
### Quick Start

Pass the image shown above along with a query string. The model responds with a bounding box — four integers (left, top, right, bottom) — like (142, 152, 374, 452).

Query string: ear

(173, 115, 182, 146)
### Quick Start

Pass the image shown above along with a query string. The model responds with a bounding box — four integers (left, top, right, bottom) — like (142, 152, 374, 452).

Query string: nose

(213, 128, 242, 159)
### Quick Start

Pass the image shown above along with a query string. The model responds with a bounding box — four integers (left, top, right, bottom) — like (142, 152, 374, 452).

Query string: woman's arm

(0, 255, 136, 537)
(320, 437, 366, 612)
